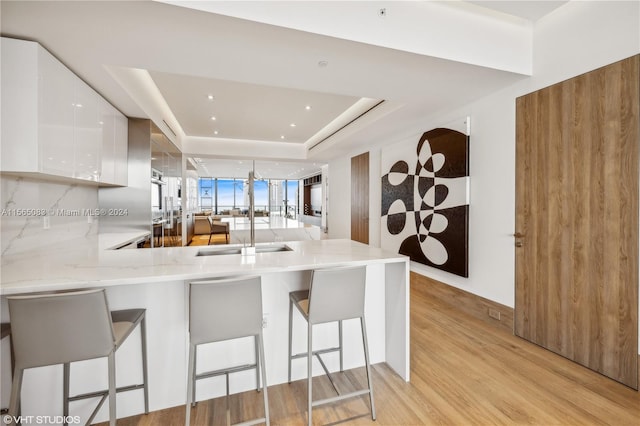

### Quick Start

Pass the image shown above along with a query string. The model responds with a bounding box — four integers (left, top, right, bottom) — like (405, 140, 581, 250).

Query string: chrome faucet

(242, 164, 256, 255)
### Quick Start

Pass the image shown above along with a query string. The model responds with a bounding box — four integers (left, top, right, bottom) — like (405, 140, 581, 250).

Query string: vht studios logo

(2, 415, 81, 425)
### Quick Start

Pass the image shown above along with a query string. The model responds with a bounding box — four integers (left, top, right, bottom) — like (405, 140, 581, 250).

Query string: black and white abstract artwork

(381, 125, 470, 277)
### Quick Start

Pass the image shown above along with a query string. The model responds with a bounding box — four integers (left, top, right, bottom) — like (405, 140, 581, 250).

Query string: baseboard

(411, 272, 514, 333)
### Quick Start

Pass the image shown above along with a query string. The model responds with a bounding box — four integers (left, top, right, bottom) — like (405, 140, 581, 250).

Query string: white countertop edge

(1, 239, 409, 296)
(98, 231, 152, 250)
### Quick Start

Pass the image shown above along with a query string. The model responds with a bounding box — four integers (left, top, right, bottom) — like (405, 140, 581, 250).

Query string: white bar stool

(287, 265, 376, 426)
(1, 323, 13, 414)
(7, 289, 149, 426)
(186, 276, 270, 426)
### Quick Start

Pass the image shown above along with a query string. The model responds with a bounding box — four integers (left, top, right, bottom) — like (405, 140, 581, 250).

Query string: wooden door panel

(515, 55, 639, 388)
(351, 152, 369, 244)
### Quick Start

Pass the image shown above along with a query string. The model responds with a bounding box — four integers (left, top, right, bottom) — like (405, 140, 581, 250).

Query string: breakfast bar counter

(0, 238, 410, 423)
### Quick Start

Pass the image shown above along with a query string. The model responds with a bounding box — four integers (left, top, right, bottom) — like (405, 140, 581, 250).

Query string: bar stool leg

(338, 320, 344, 372)
(108, 352, 116, 426)
(186, 343, 196, 426)
(225, 373, 231, 426)
(307, 324, 313, 426)
(8, 368, 23, 426)
(254, 334, 260, 391)
(287, 298, 293, 383)
(360, 317, 376, 420)
(141, 315, 150, 414)
(258, 331, 270, 426)
(63, 363, 70, 425)
(191, 345, 198, 408)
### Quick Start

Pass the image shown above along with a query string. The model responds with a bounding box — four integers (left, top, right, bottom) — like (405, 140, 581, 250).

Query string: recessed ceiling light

(290, 123, 296, 127)
(214, 130, 219, 135)
(207, 94, 214, 100)
(318, 60, 328, 68)
(281, 135, 285, 139)
(210, 116, 216, 121)
(305, 105, 312, 110)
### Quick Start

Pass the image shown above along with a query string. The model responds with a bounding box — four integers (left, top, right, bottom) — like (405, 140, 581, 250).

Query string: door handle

(514, 232, 524, 248)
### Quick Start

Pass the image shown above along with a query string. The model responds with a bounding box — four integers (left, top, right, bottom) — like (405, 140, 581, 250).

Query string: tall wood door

(351, 152, 369, 244)
(515, 55, 639, 389)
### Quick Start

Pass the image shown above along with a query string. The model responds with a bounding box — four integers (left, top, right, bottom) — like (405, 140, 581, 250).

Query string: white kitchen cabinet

(1, 37, 127, 186)
(73, 79, 101, 182)
(99, 98, 116, 185)
(99, 99, 129, 186)
(38, 41, 75, 179)
(1, 38, 40, 174)
(113, 111, 129, 186)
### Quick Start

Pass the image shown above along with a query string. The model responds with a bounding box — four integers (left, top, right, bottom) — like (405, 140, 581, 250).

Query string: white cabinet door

(99, 99, 116, 184)
(73, 79, 101, 182)
(38, 43, 75, 178)
(113, 112, 128, 186)
(1, 38, 39, 173)
(2, 37, 126, 186)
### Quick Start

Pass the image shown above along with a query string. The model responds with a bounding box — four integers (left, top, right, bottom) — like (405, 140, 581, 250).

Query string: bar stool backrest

(189, 276, 263, 345)
(308, 265, 367, 325)
(7, 289, 115, 370)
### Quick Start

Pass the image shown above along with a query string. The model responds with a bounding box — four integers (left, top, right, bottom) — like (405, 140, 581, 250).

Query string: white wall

(328, 1, 640, 309)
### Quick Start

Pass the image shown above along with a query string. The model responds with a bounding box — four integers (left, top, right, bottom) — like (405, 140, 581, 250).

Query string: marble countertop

(98, 231, 151, 250)
(0, 236, 408, 295)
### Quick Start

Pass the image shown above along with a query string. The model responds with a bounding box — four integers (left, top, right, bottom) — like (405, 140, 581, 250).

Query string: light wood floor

(188, 234, 228, 246)
(98, 276, 640, 425)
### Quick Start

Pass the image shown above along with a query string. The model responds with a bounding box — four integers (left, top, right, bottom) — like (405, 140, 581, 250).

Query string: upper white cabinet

(99, 98, 128, 186)
(113, 113, 128, 186)
(38, 42, 75, 179)
(1, 37, 127, 186)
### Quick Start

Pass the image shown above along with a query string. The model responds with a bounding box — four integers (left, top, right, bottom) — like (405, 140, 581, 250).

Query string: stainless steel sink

(196, 244, 293, 256)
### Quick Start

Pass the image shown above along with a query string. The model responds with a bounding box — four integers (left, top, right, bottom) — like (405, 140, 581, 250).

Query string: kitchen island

(0, 238, 409, 423)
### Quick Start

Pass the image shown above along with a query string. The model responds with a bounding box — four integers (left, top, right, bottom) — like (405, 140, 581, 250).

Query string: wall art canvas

(381, 123, 470, 277)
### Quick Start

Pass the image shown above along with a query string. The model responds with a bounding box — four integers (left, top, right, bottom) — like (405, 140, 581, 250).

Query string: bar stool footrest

(312, 389, 372, 408)
(68, 383, 146, 402)
(291, 346, 341, 360)
(196, 363, 258, 381)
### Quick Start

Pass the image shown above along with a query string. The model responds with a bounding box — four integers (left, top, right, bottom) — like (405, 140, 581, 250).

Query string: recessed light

(207, 94, 214, 100)
(290, 123, 296, 127)
(318, 60, 328, 68)
(214, 130, 219, 135)
(305, 105, 312, 110)
(281, 135, 285, 139)
(210, 116, 216, 121)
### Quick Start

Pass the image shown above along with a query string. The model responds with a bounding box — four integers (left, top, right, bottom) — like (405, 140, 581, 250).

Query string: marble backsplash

(1, 176, 99, 257)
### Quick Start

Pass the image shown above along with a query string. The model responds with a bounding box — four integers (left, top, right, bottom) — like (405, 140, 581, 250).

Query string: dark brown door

(351, 152, 369, 244)
(515, 55, 639, 389)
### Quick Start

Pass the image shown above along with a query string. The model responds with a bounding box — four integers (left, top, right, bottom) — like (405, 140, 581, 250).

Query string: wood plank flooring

(98, 276, 640, 425)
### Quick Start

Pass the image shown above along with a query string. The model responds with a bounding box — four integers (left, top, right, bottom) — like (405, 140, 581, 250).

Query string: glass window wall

(198, 177, 299, 218)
